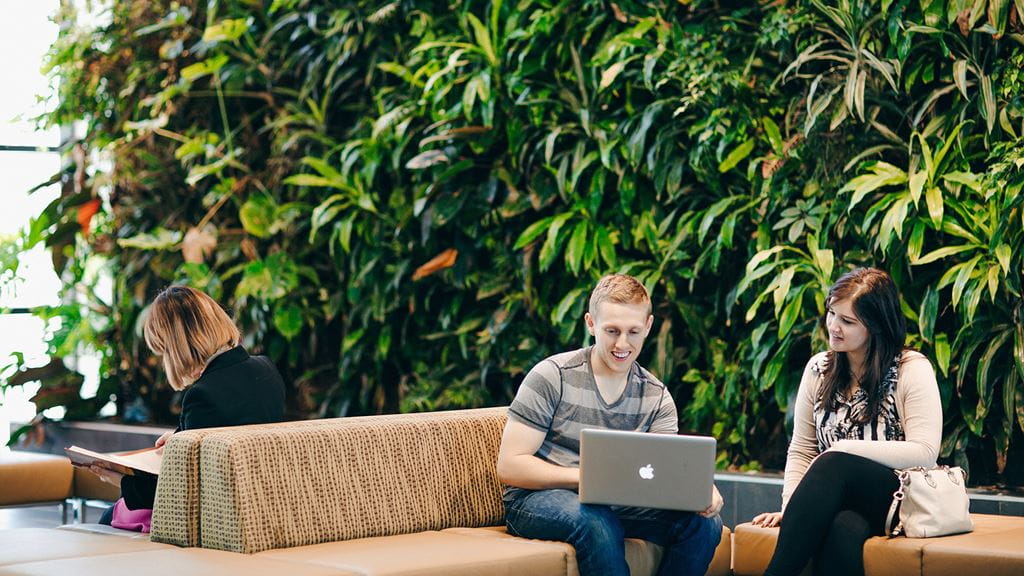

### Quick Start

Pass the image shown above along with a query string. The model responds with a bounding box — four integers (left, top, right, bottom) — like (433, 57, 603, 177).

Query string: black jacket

(121, 346, 285, 509)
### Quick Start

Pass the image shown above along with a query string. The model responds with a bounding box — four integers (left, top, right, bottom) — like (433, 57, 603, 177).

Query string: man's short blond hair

(143, 285, 241, 391)
(588, 274, 652, 317)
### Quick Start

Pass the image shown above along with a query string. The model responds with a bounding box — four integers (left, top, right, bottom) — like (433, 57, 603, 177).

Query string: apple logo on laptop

(638, 464, 654, 480)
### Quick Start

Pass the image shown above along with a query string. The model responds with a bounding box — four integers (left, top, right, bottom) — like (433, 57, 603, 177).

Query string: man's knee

(670, 512, 722, 549)
(699, 514, 723, 546)
(572, 504, 624, 546)
(506, 491, 621, 546)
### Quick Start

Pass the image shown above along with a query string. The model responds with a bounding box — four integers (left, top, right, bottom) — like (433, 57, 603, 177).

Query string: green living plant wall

(6, 0, 1024, 484)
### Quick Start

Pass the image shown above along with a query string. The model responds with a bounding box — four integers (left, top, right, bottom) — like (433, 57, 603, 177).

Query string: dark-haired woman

(751, 267, 942, 576)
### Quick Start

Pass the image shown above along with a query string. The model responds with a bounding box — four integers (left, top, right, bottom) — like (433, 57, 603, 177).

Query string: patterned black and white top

(814, 355, 905, 452)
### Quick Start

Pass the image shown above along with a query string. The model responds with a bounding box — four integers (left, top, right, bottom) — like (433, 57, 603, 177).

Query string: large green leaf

(117, 228, 182, 250)
(718, 139, 755, 173)
(565, 221, 589, 276)
(203, 18, 250, 43)
(181, 54, 229, 82)
(919, 285, 939, 343)
(951, 254, 982, 310)
(839, 162, 908, 209)
(273, 301, 304, 340)
(240, 197, 276, 238)
(539, 212, 574, 272)
(912, 244, 978, 265)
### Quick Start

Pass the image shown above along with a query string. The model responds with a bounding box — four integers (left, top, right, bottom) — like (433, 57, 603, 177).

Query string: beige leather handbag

(885, 465, 974, 538)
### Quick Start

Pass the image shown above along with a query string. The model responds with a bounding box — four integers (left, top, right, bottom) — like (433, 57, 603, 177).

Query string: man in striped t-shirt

(497, 275, 723, 576)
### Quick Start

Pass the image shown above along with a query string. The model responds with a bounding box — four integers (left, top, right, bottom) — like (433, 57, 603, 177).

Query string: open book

(65, 445, 162, 476)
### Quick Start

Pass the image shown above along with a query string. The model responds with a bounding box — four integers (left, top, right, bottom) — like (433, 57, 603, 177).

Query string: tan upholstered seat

(0, 451, 73, 506)
(735, 520, 928, 576)
(0, 547, 360, 576)
(442, 523, 734, 576)
(732, 522, 801, 576)
(0, 528, 171, 567)
(56, 523, 153, 539)
(734, 514, 1024, 576)
(256, 530, 575, 576)
(918, 516, 1024, 576)
(860, 531, 928, 576)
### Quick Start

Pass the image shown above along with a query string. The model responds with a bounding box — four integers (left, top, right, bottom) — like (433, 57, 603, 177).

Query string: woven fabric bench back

(195, 407, 509, 553)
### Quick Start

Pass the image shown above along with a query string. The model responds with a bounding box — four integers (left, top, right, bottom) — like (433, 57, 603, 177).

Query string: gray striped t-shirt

(504, 347, 678, 500)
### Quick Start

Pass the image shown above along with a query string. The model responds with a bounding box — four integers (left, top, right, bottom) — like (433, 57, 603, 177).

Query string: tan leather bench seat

(732, 522, 786, 576)
(256, 530, 574, 576)
(920, 522, 1024, 576)
(0, 529, 170, 567)
(442, 524, 733, 576)
(57, 524, 152, 538)
(734, 514, 1024, 576)
(0, 547, 359, 576)
(0, 452, 72, 506)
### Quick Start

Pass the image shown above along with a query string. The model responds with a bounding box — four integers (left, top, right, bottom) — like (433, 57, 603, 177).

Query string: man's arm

(496, 419, 579, 490)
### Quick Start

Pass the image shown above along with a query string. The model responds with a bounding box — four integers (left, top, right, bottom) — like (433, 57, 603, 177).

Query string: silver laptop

(578, 428, 716, 512)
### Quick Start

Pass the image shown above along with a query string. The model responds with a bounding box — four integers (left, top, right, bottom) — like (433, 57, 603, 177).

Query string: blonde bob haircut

(144, 285, 241, 391)
(588, 274, 652, 317)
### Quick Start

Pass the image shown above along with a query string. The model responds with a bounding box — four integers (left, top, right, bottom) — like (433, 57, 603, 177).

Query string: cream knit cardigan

(781, 350, 943, 512)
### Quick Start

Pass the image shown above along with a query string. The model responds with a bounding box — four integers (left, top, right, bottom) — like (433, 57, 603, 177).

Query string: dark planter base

(715, 472, 1024, 529)
(12, 420, 173, 456)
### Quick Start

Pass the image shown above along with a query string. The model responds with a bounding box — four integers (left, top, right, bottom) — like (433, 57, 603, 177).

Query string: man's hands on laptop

(701, 484, 724, 518)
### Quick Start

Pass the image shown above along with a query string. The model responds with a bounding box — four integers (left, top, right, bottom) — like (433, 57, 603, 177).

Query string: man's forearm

(497, 454, 580, 491)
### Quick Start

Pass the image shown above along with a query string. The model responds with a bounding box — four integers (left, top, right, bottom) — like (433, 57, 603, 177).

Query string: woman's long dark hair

(820, 268, 907, 424)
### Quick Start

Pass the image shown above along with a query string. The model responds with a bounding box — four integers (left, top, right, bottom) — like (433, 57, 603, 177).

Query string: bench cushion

(733, 522, 797, 576)
(0, 548, 359, 576)
(443, 524, 733, 576)
(735, 521, 932, 576)
(734, 514, 1024, 576)
(861, 534, 927, 576)
(0, 452, 72, 506)
(0, 528, 170, 567)
(920, 516, 1024, 576)
(256, 530, 573, 576)
(57, 523, 151, 538)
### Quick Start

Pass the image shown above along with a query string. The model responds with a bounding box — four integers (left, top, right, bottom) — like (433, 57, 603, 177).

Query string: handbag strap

(886, 469, 909, 537)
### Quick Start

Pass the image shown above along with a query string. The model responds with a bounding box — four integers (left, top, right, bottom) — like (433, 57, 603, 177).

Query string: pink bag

(110, 497, 152, 533)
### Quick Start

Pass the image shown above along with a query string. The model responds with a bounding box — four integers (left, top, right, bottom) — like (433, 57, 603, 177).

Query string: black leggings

(98, 503, 114, 525)
(764, 451, 898, 576)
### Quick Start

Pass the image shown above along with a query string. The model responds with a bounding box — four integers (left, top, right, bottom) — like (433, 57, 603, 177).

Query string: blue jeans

(505, 489, 722, 576)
